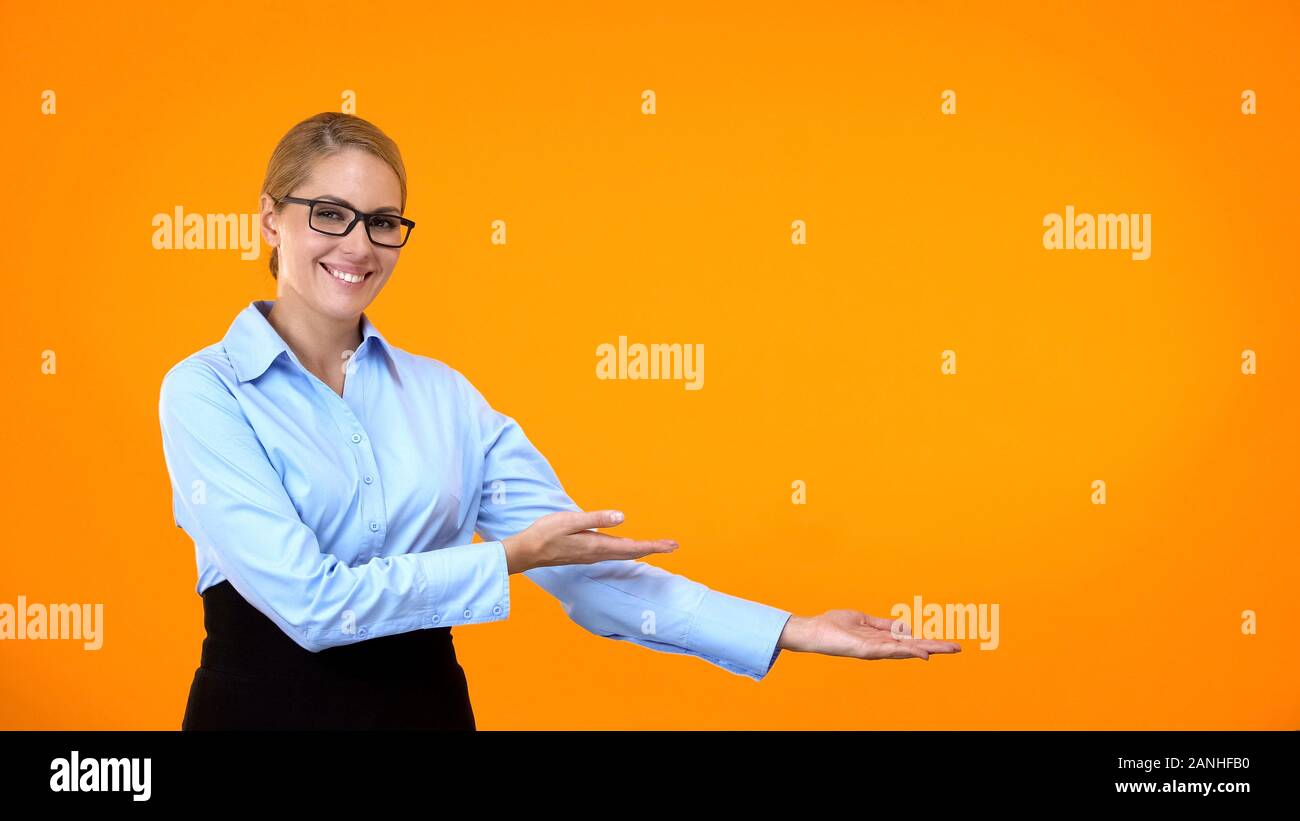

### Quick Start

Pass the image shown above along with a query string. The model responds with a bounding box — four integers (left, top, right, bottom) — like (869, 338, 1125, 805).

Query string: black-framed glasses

(274, 195, 416, 248)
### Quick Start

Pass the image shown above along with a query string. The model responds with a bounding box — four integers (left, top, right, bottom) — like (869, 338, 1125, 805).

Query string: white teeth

(324, 264, 366, 283)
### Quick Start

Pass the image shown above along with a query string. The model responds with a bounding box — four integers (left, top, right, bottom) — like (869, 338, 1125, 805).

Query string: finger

(905, 640, 961, 653)
(614, 539, 679, 559)
(871, 642, 921, 660)
(582, 533, 678, 559)
(580, 532, 678, 549)
(880, 639, 930, 661)
(570, 509, 626, 533)
(865, 614, 911, 636)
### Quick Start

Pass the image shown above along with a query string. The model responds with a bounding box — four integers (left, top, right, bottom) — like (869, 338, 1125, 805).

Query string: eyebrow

(311, 194, 401, 214)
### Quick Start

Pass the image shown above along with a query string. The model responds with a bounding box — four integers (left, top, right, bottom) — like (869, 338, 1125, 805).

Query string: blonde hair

(259, 112, 408, 280)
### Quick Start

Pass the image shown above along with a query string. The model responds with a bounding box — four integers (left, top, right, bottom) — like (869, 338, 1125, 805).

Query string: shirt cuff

(414, 540, 511, 627)
(684, 588, 793, 681)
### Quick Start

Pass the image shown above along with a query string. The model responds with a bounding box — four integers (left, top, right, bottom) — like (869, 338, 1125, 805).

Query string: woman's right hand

(501, 510, 678, 575)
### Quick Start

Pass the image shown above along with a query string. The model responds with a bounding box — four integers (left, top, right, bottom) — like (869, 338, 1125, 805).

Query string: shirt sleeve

(459, 371, 792, 682)
(158, 362, 511, 653)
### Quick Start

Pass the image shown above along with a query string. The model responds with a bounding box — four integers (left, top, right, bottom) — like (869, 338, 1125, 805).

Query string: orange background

(2, 1, 1296, 729)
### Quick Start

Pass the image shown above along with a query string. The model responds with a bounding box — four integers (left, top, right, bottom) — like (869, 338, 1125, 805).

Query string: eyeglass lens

(310, 202, 409, 246)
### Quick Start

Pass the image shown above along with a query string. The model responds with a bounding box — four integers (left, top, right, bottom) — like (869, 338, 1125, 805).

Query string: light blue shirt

(158, 299, 791, 681)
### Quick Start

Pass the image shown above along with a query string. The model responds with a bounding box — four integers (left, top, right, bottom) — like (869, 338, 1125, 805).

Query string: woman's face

(260, 147, 404, 321)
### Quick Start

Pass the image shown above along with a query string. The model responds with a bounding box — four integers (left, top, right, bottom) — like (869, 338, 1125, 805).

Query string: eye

(369, 216, 397, 229)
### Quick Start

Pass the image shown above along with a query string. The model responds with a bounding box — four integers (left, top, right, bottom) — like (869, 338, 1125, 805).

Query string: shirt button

(351, 433, 362, 443)
(363, 474, 374, 484)
(431, 614, 440, 623)
(492, 605, 502, 615)
(358, 627, 368, 637)
(369, 521, 379, 532)
(463, 609, 472, 619)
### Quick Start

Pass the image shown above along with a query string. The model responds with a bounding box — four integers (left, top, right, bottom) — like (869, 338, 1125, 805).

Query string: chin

(317, 294, 374, 316)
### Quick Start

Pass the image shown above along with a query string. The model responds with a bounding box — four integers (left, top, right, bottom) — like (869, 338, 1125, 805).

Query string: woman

(158, 112, 960, 731)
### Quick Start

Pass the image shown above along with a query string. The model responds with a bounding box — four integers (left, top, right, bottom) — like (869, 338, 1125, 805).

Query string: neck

(264, 295, 363, 377)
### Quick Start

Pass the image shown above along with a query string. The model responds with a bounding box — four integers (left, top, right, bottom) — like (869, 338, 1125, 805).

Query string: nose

(340, 218, 377, 258)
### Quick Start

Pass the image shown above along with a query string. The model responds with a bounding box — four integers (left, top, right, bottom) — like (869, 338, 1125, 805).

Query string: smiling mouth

(320, 262, 373, 284)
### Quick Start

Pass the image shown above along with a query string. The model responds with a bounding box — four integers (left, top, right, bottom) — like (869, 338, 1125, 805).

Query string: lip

(320, 262, 373, 286)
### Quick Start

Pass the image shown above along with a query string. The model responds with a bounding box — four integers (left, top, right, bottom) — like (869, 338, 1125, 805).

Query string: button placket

(335, 392, 386, 557)
(354, 431, 386, 553)
(292, 350, 388, 562)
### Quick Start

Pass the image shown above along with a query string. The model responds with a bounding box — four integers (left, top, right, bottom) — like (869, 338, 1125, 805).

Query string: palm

(798, 609, 961, 661)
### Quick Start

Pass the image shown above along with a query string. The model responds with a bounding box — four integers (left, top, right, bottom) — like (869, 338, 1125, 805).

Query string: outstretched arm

(458, 370, 793, 681)
(457, 369, 962, 678)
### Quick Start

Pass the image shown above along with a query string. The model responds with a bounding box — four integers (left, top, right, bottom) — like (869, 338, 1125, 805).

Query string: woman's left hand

(777, 609, 962, 661)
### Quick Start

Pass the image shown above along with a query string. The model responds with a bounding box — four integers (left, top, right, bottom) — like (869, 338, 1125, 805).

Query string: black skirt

(182, 580, 476, 730)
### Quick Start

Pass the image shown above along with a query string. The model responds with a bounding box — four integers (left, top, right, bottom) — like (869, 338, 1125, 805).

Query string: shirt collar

(223, 299, 396, 383)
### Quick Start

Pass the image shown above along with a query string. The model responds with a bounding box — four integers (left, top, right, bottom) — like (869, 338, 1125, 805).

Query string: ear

(259, 194, 281, 251)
